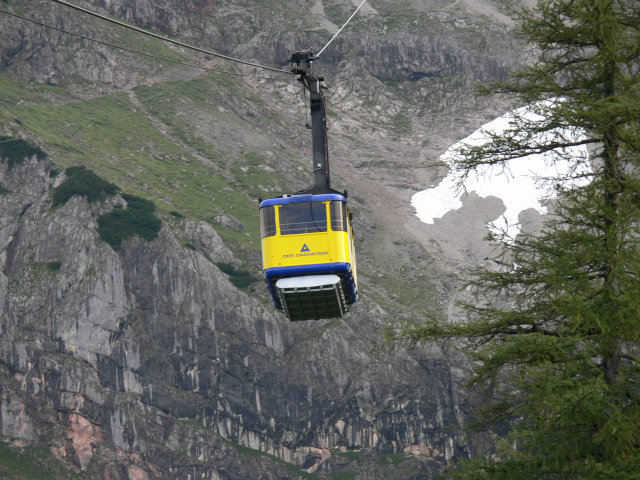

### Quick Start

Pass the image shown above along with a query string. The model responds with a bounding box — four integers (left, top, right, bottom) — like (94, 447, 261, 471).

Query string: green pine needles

(52, 166, 119, 206)
(97, 194, 161, 251)
(400, 0, 640, 478)
(0, 136, 47, 169)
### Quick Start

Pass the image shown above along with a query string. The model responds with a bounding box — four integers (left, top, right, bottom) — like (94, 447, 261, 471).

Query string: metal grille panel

(277, 281, 348, 321)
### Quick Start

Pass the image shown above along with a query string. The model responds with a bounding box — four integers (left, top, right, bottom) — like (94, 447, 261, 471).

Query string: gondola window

(260, 206, 276, 237)
(330, 201, 348, 232)
(279, 202, 327, 235)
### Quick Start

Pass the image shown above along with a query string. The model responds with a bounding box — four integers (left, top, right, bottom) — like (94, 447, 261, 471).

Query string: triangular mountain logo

(300, 244, 310, 252)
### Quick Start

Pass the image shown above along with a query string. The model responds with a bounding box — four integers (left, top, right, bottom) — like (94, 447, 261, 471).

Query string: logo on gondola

(282, 244, 328, 258)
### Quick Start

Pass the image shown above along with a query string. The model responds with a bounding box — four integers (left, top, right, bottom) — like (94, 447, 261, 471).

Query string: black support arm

(289, 49, 340, 196)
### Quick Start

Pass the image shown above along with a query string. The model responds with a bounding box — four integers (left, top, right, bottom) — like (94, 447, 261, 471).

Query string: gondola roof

(260, 193, 346, 207)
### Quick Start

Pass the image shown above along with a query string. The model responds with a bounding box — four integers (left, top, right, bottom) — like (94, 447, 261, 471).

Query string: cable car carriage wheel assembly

(259, 50, 358, 321)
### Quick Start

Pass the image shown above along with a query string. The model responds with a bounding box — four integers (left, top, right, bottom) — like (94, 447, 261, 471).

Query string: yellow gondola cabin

(260, 49, 359, 321)
(260, 193, 357, 321)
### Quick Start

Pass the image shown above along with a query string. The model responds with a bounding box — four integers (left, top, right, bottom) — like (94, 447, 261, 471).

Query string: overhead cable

(0, 9, 286, 80)
(49, 0, 293, 75)
(317, 0, 367, 57)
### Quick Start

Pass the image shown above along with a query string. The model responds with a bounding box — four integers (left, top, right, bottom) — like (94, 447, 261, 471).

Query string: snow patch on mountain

(412, 102, 591, 240)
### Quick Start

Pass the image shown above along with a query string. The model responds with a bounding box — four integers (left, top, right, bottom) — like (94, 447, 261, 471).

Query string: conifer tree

(404, 1, 640, 478)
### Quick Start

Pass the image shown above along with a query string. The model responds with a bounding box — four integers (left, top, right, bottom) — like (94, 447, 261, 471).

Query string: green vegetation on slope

(0, 441, 89, 480)
(377, 451, 408, 465)
(97, 193, 162, 250)
(133, 75, 287, 195)
(328, 473, 357, 480)
(52, 166, 119, 206)
(50, 164, 161, 250)
(176, 418, 315, 479)
(46, 261, 62, 271)
(392, 112, 412, 135)
(0, 68, 288, 287)
(0, 135, 47, 169)
(215, 262, 261, 290)
(0, 73, 263, 253)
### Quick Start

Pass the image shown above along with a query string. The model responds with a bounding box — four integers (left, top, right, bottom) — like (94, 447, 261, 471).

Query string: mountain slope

(0, 0, 525, 478)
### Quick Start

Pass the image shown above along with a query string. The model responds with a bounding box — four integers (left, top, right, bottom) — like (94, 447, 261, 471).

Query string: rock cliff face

(0, 6, 118, 86)
(0, 0, 523, 478)
(1, 155, 469, 478)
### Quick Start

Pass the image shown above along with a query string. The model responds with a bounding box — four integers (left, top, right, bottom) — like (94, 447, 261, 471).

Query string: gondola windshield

(279, 203, 327, 235)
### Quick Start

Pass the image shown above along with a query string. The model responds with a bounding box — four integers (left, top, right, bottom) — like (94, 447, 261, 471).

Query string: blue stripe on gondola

(265, 262, 351, 279)
(260, 193, 346, 207)
(264, 262, 357, 307)
(265, 277, 283, 309)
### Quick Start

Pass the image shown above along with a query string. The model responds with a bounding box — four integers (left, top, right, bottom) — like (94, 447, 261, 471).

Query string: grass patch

(97, 194, 162, 250)
(30, 85, 252, 226)
(377, 451, 408, 465)
(335, 450, 362, 463)
(229, 151, 285, 198)
(228, 441, 315, 479)
(147, 438, 168, 448)
(0, 71, 54, 108)
(392, 113, 412, 134)
(0, 441, 89, 479)
(329, 473, 357, 480)
(52, 166, 119, 206)
(0, 71, 267, 261)
(323, 1, 349, 25)
(370, 267, 443, 317)
(215, 262, 261, 289)
(0, 136, 47, 169)
(46, 261, 61, 271)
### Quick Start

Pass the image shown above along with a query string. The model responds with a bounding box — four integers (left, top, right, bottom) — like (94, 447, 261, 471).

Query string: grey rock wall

(1, 0, 513, 90)
(0, 0, 521, 477)
(0, 156, 471, 478)
(0, 6, 120, 86)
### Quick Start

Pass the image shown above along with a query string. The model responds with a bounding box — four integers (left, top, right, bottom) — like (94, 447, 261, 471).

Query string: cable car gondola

(259, 50, 358, 321)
